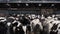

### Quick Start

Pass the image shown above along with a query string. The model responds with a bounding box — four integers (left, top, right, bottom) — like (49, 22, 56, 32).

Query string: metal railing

(0, 0, 60, 1)
(0, 0, 60, 3)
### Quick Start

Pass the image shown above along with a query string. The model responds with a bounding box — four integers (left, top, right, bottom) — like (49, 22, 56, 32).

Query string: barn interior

(0, 0, 60, 34)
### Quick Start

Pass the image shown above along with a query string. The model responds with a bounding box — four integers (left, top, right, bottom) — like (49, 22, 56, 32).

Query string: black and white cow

(30, 18, 43, 34)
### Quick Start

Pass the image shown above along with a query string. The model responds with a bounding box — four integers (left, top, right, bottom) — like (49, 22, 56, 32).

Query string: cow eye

(59, 27, 60, 29)
(50, 21, 53, 23)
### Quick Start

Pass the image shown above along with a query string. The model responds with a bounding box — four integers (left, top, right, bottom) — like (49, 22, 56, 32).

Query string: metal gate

(0, 10, 41, 15)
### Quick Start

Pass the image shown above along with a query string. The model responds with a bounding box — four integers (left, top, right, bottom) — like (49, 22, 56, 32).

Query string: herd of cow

(0, 14, 60, 34)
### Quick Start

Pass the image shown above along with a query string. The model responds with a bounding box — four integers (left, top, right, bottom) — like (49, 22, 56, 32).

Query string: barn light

(7, 0, 10, 1)
(28, 0, 30, 1)
(26, 3, 29, 6)
(6, 3, 10, 6)
(17, 4, 20, 6)
(39, 4, 41, 6)
(51, 4, 54, 6)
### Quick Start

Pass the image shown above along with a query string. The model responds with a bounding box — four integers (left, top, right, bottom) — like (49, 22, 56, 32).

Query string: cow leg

(22, 26, 27, 34)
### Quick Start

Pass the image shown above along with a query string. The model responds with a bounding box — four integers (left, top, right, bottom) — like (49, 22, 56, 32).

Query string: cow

(30, 18, 43, 34)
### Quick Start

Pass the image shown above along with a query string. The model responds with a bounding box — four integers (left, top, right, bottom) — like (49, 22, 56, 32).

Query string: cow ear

(58, 27, 60, 29)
